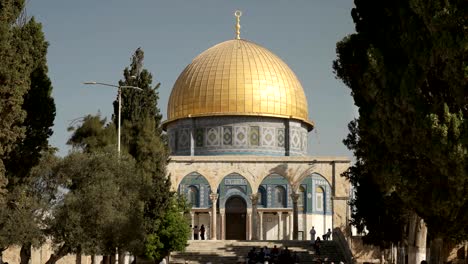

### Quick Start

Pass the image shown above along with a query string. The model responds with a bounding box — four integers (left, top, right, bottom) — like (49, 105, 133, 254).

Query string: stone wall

(4, 244, 92, 264)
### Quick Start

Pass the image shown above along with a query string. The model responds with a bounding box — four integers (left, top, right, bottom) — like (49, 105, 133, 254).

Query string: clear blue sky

(28, 1, 357, 157)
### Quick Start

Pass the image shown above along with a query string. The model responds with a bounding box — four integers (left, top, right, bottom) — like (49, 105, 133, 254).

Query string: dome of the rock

(165, 39, 313, 130)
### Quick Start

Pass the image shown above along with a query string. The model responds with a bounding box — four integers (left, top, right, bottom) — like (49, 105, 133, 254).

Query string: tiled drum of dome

(234, 126, 248, 146)
(262, 127, 275, 147)
(206, 127, 220, 146)
(223, 126, 233, 146)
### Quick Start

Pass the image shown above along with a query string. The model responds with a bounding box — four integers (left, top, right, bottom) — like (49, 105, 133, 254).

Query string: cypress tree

(0, 3, 56, 263)
(334, 0, 467, 263)
(113, 48, 178, 260)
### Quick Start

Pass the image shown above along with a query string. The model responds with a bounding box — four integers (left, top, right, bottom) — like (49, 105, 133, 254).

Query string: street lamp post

(83, 81, 143, 154)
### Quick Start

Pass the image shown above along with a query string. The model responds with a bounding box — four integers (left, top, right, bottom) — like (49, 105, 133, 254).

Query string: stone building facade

(168, 156, 350, 241)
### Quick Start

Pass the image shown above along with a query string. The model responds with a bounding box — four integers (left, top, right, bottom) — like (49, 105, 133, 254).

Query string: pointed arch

(178, 172, 211, 208)
(310, 173, 332, 215)
(213, 169, 256, 195)
(259, 173, 292, 208)
(297, 185, 306, 213)
(218, 172, 253, 209)
(258, 185, 267, 207)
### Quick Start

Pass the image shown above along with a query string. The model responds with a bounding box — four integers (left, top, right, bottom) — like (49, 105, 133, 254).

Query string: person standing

(310, 226, 316, 243)
(313, 237, 321, 255)
(193, 225, 199, 240)
(200, 224, 206, 240)
(325, 228, 332, 240)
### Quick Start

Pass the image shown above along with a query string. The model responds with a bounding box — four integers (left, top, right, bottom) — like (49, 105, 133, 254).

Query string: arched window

(315, 186, 324, 212)
(258, 186, 267, 207)
(298, 186, 306, 212)
(274, 186, 286, 208)
(187, 186, 199, 207)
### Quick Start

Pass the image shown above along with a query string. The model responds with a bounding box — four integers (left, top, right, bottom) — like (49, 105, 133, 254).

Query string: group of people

(192, 224, 206, 240)
(309, 227, 332, 256)
(245, 246, 300, 264)
(309, 226, 332, 242)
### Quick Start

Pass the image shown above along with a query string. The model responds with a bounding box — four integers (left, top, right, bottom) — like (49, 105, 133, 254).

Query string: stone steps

(170, 240, 346, 264)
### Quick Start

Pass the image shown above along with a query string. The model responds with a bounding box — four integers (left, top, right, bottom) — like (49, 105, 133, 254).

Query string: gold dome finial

(234, 10, 242, 39)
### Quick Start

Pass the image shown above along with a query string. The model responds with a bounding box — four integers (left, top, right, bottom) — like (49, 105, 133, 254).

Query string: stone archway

(225, 196, 247, 240)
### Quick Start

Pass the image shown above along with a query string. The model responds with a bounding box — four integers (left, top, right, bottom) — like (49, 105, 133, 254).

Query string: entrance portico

(225, 196, 247, 240)
(174, 156, 349, 241)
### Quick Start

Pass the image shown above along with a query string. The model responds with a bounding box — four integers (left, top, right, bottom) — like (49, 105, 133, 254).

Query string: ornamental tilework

(249, 126, 260, 146)
(267, 186, 272, 207)
(200, 185, 205, 207)
(262, 127, 275, 147)
(223, 126, 232, 145)
(178, 128, 190, 150)
(277, 128, 285, 147)
(195, 128, 204, 147)
(167, 117, 309, 156)
(206, 127, 220, 146)
(291, 129, 301, 149)
(312, 174, 332, 214)
(301, 131, 308, 151)
(169, 131, 176, 152)
(234, 126, 248, 146)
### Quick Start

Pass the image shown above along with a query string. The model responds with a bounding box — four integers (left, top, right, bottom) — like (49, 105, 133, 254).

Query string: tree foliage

(0, 2, 55, 263)
(47, 149, 144, 263)
(334, 0, 468, 251)
(112, 48, 173, 248)
(0, 0, 29, 180)
(67, 114, 116, 153)
(145, 195, 190, 262)
(5, 16, 56, 186)
(62, 48, 183, 261)
(0, 150, 61, 263)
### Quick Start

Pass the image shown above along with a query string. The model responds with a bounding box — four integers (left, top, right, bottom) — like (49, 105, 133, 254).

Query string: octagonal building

(164, 15, 350, 241)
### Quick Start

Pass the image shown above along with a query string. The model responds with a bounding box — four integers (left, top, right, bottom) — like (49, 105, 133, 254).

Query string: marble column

(220, 209, 225, 240)
(258, 211, 264, 240)
(209, 193, 218, 240)
(247, 209, 252, 240)
(278, 212, 283, 240)
(250, 193, 259, 240)
(190, 212, 195, 240)
(288, 212, 293, 240)
(207, 211, 211, 240)
(291, 193, 300, 240)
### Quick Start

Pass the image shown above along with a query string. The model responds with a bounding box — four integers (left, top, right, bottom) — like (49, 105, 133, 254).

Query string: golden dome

(166, 39, 313, 130)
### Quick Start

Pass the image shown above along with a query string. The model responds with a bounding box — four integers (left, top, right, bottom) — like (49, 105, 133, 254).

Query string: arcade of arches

(169, 155, 350, 241)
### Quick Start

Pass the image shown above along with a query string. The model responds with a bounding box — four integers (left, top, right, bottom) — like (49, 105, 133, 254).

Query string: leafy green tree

(145, 195, 191, 262)
(65, 48, 182, 261)
(46, 149, 143, 264)
(334, 0, 467, 263)
(3, 17, 55, 264)
(67, 114, 116, 153)
(344, 150, 409, 247)
(0, 2, 55, 263)
(113, 48, 174, 259)
(0, 150, 60, 264)
(0, 0, 28, 180)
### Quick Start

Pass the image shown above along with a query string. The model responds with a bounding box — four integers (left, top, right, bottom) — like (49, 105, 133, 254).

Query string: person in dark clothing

(247, 247, 257, 264)
(314, 237, 321, 255)
(193, 225, 199, 240)
(200, 224, 206, 240)
(257, 248, 265, 263)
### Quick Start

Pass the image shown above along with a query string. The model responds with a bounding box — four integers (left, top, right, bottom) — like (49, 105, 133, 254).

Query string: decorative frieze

(167, 116, 309, 156)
